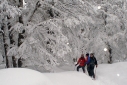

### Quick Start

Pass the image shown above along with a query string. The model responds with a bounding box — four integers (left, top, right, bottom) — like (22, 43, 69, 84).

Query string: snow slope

(0, 62, 126, 85)
(0, 68, 53, 85)
(45, 62, 127, 85)
(96, 62, 127, 85)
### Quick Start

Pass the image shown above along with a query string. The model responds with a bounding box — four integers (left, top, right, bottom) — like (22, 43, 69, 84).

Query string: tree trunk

(18, 0, 25, 47)
(28, 1, 41, 22)
(19, 0, 23, 24)
(3, 17, 11, 68)
(0, 23, 5, 62)
(7, 0, 24, 67)
(19, 0, 23, 7)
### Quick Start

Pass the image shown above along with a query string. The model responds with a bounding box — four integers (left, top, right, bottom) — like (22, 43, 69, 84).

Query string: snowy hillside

(0, 68, 53, 85)
(0, 62, 127, 85)
(0, 0, 127, 71)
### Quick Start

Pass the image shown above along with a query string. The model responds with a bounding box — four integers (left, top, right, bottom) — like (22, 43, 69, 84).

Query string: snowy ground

(0, 62, 126, 85)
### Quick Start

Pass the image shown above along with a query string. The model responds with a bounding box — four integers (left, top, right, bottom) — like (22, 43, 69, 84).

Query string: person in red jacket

(75, 54, 86, 73)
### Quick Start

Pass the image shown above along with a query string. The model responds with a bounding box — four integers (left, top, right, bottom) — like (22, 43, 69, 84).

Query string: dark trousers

(77, 65, 85, 73)
(87, 64, 95, 78)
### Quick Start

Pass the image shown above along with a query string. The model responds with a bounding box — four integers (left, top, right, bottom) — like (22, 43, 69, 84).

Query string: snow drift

(0, 68, 53, 85)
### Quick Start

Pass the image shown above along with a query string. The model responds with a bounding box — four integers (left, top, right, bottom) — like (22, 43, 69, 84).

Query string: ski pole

(94, 66, 97, 79)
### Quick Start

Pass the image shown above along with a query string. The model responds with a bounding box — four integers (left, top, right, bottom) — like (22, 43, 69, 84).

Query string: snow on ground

(0, 68, 53, 85)
(45, 71, 95, 85)
(0, 62, 127, 85)
(96, 62, 127, 85)
(45, 62, 127, 85)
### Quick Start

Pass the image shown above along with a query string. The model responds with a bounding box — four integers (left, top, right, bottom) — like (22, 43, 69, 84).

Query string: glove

(96, 65, 98, 68)
(75, 64, 78, 66)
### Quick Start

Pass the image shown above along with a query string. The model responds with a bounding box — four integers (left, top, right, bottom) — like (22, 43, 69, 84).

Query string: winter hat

(86, 53, 89, 56)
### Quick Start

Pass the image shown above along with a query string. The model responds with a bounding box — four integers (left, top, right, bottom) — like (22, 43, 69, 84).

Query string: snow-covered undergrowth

(0, 62, 126, 85)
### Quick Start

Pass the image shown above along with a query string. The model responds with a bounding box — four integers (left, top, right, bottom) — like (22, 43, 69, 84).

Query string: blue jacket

(85, 56, 90, 64)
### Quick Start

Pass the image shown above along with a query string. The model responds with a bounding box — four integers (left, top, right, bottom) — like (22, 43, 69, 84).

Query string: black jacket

(89, 57, 97, 66)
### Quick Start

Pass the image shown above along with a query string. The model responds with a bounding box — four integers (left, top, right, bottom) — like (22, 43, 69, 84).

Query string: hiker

(18, 57, 22, 67)
(85, 53, 90, 64)
(87, 53, 97, 79)
(75, 54, 86, 73)
(85, 53, 91, 75)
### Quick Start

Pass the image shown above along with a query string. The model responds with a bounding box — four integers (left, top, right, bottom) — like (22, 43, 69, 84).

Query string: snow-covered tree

(0, 0, 21, 67)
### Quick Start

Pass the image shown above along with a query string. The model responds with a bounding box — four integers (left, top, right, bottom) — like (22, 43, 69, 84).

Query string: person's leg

(89, 65, 94, 77)
(90, 65, 95, 78)
(77, 66, 81, 71)
(87, 65, 90, 76)
(93, 66, 95, 79)
(82, 66, 85, 73)
(89, 70, 92, 77)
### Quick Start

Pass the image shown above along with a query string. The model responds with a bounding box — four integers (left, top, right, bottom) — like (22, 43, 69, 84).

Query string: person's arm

(75, 58, 80, 66)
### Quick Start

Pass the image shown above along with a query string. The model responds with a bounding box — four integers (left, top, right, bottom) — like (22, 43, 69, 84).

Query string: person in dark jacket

(75, 54, 86, 73)
(87, 53, 97, 79)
